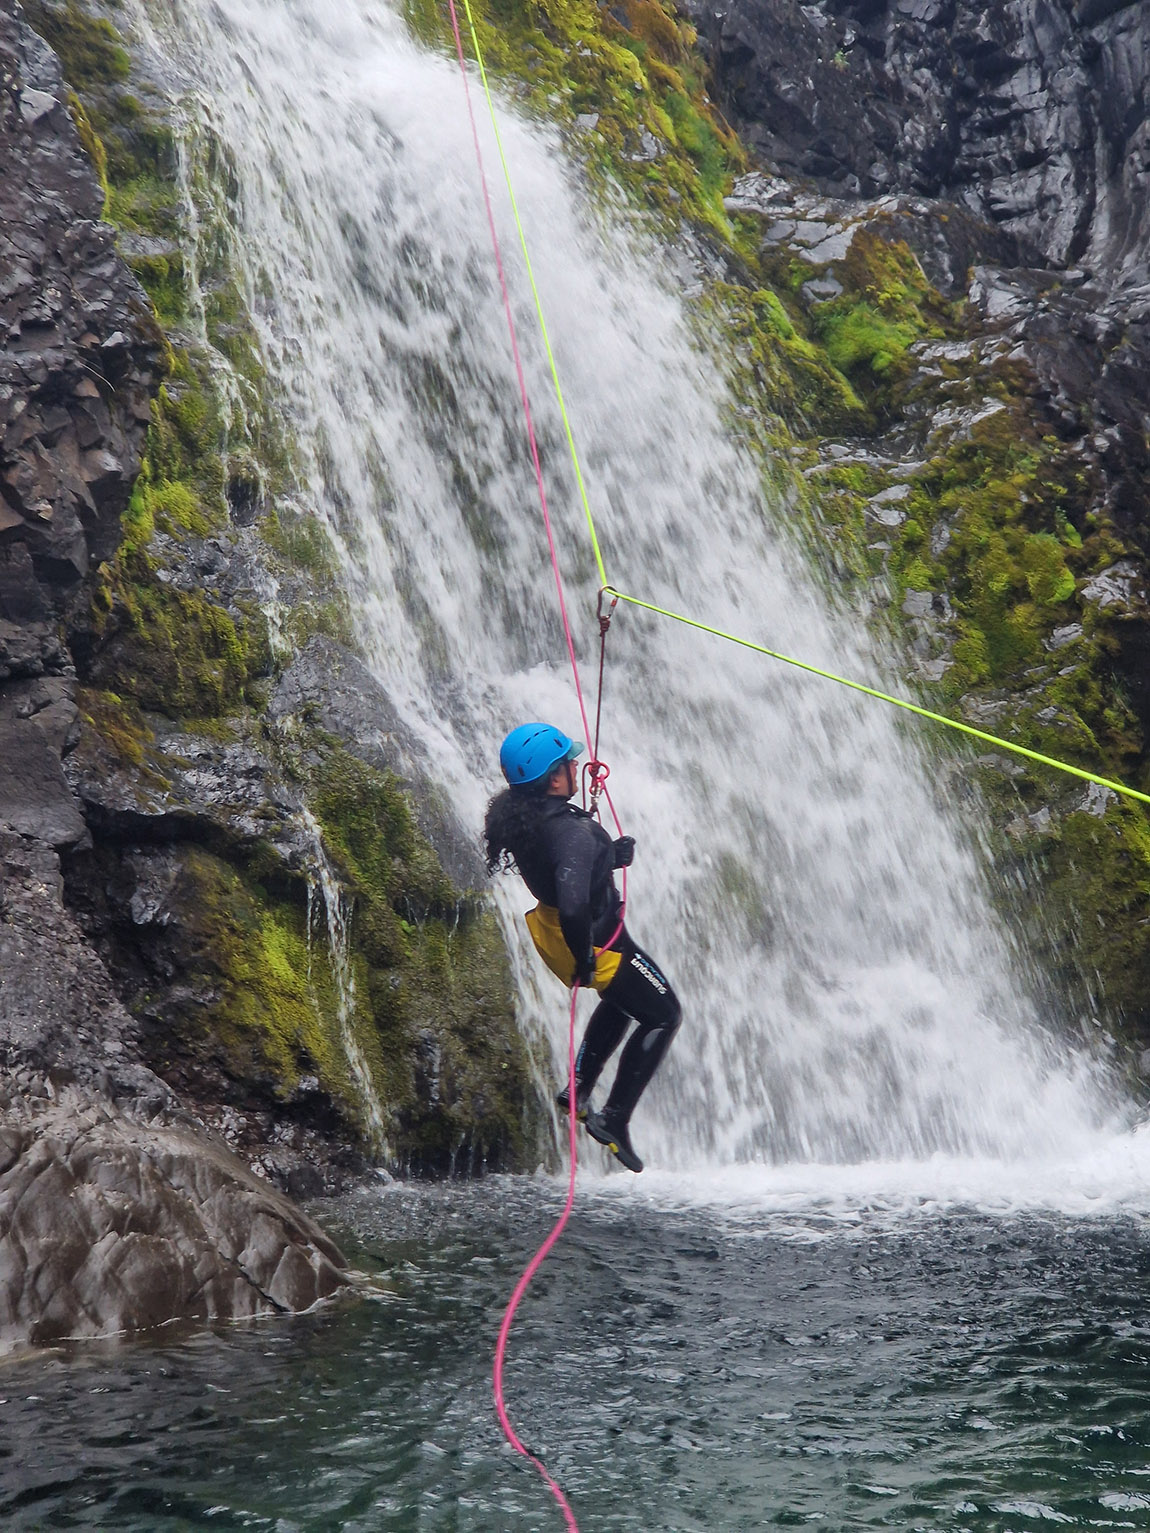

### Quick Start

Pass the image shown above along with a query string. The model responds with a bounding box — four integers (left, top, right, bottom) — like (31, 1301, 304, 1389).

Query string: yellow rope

(606, 588, 1150, 807)
(451, 6, 1150, 814)
(457, 0, 609, 588)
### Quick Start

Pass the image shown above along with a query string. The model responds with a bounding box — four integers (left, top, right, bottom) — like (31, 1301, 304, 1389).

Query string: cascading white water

(125, 0, 1136, 1178)
(298, 809, 390, 1154)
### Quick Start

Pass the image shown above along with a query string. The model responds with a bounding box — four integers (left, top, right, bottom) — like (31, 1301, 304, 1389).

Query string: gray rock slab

(0, 1100, 348, 1352)
(0, 676, 87, 848)
(1080, 560, 1147, 612)
(0, 829, 164, 1100)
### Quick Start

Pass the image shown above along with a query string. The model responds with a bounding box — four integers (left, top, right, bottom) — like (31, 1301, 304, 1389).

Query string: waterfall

(299, 810, 390, 1155)
(126, 0, 1126, 1172)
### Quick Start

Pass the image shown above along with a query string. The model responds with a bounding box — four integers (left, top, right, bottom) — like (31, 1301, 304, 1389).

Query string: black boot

(555, 1078, 592, 1120)
(585, 1108, 643, 1173)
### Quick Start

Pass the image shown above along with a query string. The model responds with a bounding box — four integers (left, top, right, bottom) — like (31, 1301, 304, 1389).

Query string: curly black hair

(484, 784, 547, 876)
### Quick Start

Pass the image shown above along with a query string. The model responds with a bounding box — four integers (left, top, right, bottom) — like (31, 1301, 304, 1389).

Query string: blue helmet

(500, 722, 584, 787)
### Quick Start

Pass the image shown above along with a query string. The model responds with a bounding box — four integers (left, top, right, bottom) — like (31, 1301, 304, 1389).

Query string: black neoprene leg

(575, 1000, 631, 1091)
(601, 944, 681, 1124)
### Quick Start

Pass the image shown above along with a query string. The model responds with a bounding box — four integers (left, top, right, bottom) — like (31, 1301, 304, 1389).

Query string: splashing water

(120, 0, 1142, 1192)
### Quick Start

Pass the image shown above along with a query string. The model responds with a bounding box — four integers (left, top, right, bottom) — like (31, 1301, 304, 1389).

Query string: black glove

(574, 953, 596, 989)
(612, 835, 635, 868)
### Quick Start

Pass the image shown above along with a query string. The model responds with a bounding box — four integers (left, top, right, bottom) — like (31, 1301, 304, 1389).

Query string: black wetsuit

(508, 797, 681, 1125)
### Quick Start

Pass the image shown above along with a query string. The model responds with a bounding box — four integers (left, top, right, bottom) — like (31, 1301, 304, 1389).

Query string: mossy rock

(810, 229, 954, 393)
(1027, 804, 1150, 1036)
(85, 549, 267, 719)
(138, 844, 372, 1111)
(407, 0, 743, 233)
(21, 0, 129, 92)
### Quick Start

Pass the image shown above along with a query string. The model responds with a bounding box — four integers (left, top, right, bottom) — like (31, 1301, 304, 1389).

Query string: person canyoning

(484, 722, 681, 1173)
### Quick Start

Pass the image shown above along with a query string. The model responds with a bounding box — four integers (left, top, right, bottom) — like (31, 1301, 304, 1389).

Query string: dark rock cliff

(0, 7, 157, 848)
(0, 1, 349, 1349)
(688, 0, 1147, 269)
(688, 0, 1150, 506)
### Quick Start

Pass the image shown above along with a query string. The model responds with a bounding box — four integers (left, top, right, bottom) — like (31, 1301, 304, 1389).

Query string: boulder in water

(0, 1098, 348, 1352)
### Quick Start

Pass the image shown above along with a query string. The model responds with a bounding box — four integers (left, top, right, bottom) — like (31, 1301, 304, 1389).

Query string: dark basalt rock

(0, 827, 160, 1101)
(687, 0, 1149, 275)
(0, 674, 86, 848)
(0, 7, 159, 659)
(0, 828, 350, 1346)
(706, 0, 1150, 727)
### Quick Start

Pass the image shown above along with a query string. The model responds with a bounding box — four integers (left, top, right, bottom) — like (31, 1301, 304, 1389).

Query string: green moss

(281, 599, 358, 653)
(310, 747, 455, 925)
(815, 300, 919, 377)
(662, 89, 726, 203)
(809, 230, 953, 401)
(408, 0, 743, 234)
(138, 478, 215, 537)
(87, 541, 267, 720)
(902, 557, 935, 592)
(901, 412, 1094, 697)
(262, 508, 340, 579)
(379, 907, 532, 1169)
(305, 740, 539, 1168)
(1021, 533, 1076, 606)
(21, 0, 129, 90)
(151, 846, 381, 1124)
(66, 90, 108, 203)
(1030, 805, 1150, 1034)
(126, 251, 186, 327)
(77, 688, 156, 772)
(715, 282, 865, 437)
(121, 481, 155, 555)
(105, 170, 180, 240)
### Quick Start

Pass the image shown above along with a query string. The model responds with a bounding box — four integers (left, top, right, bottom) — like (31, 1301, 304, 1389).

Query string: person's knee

(662, 991, 682, 1038)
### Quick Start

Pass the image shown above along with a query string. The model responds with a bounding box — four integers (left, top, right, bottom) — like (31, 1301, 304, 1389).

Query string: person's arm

(553, 818, 595, 983)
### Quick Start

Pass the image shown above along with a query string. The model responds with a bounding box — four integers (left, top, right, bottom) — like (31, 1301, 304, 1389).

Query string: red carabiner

(582, 757, 611, 818)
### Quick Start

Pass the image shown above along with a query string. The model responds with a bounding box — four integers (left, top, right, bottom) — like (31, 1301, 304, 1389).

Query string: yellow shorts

(524, 903, 623, 994)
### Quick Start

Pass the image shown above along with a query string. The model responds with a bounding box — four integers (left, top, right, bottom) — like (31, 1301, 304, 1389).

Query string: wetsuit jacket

(509, 797, 622, 969)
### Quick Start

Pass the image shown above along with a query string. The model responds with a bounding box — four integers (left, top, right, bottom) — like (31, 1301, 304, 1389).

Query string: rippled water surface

(5, 1174, 1150, 1530)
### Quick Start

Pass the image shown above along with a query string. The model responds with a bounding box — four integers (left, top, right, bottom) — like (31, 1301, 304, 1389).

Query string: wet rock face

(706, 0, 1150, 703)
(0, 828, 351, 1348)
(0, 1100, 347, 1353)
(0, 6, 355, 1350)
(269, 635, 487, 889)
(0, 6, 159, 674)
(0, 827, 163, 1102)
(687, 0, 1148, 273)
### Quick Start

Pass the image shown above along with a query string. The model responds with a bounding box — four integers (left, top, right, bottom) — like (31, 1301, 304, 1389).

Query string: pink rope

(491, 983, 582, 1531)
(443, 8, 598, 1527)
(444, 0, 592, 754)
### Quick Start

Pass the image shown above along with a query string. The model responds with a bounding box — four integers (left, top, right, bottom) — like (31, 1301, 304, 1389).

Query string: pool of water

(4, 1171, 1150, 1530)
